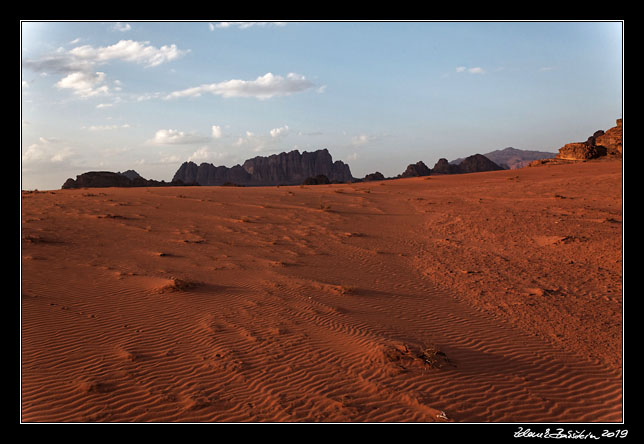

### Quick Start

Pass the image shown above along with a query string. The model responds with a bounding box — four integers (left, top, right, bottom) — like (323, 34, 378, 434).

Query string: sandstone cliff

(530, 119, 622, 166)
(557, 119, 622, 161)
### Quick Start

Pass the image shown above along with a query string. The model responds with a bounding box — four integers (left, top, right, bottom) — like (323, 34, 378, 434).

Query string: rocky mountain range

(172, 148, 353, 186)
(59, 120, 621, 189)
(359, 154, 504, 182)
(452, 147, 558, 170)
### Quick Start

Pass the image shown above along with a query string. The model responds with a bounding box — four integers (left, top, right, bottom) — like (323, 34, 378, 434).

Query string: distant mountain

(431, 154, 503, 175)
(172, 149, 353, 186)
(451, 147, 557, 170)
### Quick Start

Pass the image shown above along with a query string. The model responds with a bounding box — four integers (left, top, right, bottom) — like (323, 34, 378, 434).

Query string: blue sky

(21, 21, 623, 190)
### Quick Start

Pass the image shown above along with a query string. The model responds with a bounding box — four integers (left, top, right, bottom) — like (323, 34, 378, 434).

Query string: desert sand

(21, 159, 623, 423)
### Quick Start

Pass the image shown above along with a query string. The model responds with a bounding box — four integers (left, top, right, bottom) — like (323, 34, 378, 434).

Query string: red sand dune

(21, 160, 622, 422)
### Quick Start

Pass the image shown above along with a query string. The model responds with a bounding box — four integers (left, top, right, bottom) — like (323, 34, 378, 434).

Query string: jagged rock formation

(400, 161, 431, 178)
(530, 119, 622, 166)
(61, 171, 194, 189)
(173, 149, 353, 186)
(431, 158, 461, 175)
(172, 162, 251, 186)
(595, 119, 623, 156)
(430, 154, 502, 175)
(557, 119, 623, 161)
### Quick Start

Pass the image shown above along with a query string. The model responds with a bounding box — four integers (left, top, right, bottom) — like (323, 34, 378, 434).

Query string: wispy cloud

(211, 125, 222, 139)
(456, 66, 486, 74)
(112, 22, 132, 32)
(231, 126, 293, 153)
(24, 39, 189, 102)
(22, 137, 76, 165)
(83, 123, 131, 131)
(146, 129, 209, 145)
(24, 40, 188, 75)
(269, 125, 289, 138)
(211, 22, 287, 30)
(68, 40, 187, 68)
(351, 134, 372, 145)
(166, 72, 315, 100)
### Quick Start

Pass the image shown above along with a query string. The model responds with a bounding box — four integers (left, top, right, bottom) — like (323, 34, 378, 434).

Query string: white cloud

(211, 125, 222, 139)
(456, 66, 486, 74)
(112, 22, 132, 32)
(24, 39, 188, 76)
(187, 147, 230, 163)
(55, 71, 109, 98)
(69, 40, 187, 68)
(232, 130, 267, 152)
(84, 123, 131, 131)
(214, 22, 287, 30)
(147, 129, 208, 145)
(166, 72, 315, 100)
(188, 146, 210, 161)
(351, 134, 371, 145)
(22, 137, 75, 164)
(270, 125, 289, 138)
(208, 23, 215, 31)
(135, 92, 164, 102)
(96, 102, 113, 109)
(50, 146, 75, 162)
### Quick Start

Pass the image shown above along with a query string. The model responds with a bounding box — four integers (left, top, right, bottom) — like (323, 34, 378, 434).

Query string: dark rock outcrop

(431, 158, 461, 175)
(431, 154, 502, 175)
(302, 175, 331, 185)
(61, 171, 194, 189)
(172, 149, 353, 186)
(400, 161, 431, 178)
(457, 154, 504, 173)
(118, 170, 143, 181)
(172, 162, 251, 186)
(363, 172, 386, 182)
